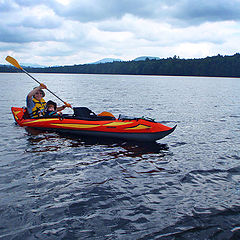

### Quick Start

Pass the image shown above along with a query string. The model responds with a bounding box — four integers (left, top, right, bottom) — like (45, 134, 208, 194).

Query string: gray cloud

(21, 16, 61, 29)
(172, 0, 240, 24)
(52, 0, 128, 22)
(0, 43, 21, 52)
(0, 23, 58, 43)
(52, 0, 170, 22)
(0, 0, 46, 13)
(0, 1, 15, 13)
(0, 25, 32, 43)
(0, 1, 62, 43)
(2, 0, 240, 28)
(51, 0, 240, 25)
(14, 0, 50, 7)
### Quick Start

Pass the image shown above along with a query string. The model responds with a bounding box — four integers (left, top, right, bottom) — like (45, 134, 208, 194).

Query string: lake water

(0, 73, 240, 239)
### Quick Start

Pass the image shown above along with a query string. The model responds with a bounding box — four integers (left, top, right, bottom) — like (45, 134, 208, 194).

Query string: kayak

(11, 107, 176, 142)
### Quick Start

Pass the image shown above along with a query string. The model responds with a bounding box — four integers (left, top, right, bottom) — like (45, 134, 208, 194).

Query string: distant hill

(133, 56, 160, 61)
(91, 58, 122, 64)
(0, 64, 15, 69)
(2, 63, 47, 68)
(22, 63, 47, 68)
(91, 56, 161, 64)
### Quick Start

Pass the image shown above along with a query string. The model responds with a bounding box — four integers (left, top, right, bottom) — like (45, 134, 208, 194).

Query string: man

(26, 83, 68, 118)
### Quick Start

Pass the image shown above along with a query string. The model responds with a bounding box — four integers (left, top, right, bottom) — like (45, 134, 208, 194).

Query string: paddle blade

(5, 56, 23, 70)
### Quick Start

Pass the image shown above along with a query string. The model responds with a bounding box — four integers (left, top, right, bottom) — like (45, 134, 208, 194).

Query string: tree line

(1, 53, 240, 77)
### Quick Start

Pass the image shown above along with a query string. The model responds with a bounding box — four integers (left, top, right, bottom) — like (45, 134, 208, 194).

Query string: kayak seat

(73, 107, 96, 118)
(72, 107, 115, 121)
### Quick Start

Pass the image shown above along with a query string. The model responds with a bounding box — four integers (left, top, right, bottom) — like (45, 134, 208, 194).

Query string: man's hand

(40, 83, 47, 89)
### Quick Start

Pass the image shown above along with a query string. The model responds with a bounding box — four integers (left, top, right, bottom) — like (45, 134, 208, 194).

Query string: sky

(1, 0, 240, 66)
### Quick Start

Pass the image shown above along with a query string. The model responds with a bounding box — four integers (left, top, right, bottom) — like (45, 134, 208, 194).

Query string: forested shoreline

(1, 53, 240, 77)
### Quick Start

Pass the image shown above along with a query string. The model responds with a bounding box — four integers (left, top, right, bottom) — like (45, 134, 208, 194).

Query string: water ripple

(1, 74, 240, 239)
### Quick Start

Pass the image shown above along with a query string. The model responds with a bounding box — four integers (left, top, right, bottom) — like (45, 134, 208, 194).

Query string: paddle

(5, 56, 72, 108)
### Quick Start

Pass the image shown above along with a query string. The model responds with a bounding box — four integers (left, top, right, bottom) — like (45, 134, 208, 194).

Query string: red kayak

(11, 107, 176, 142)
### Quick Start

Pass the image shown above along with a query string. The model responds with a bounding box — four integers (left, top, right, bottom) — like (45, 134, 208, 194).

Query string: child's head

(46, 100, 57, 112)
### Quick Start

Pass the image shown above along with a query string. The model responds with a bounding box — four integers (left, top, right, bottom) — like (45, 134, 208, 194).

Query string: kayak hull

(32, 126, 176, 142)
(11, 107, 176, 142)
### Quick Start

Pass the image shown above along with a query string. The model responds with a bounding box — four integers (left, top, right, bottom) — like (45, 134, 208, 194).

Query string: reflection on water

(25, 127, 169, 158)
(24, 127, 171, 185)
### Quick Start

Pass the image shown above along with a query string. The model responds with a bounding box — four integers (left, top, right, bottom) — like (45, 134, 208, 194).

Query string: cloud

(171, 0, 240, 25)
(1, 0, 240, 66)
(51, 0, 240, 25)
(97, 15, 234, 46)
(19, 5, 62, 29)
(0, 22, 61, 43)
(0, 3, 62, 43)
(52, 0, 170, 24)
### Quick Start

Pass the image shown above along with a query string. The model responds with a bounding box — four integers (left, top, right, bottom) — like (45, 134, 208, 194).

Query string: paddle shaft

(22, 68, 67, 105)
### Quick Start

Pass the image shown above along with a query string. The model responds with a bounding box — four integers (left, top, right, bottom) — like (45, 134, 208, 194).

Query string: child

(45, 100, 61, 117)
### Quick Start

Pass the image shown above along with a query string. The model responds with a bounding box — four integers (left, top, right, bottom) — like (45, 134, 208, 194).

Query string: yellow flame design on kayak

(104, 122, 133, 126)
(13, 111, 21, 115)
(50, 123, 101, 129)
(125, 124, 151, 130)
(13, 110, 21, 120)
(21, 119, 133, 128)
(22, 119, 58, 125)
